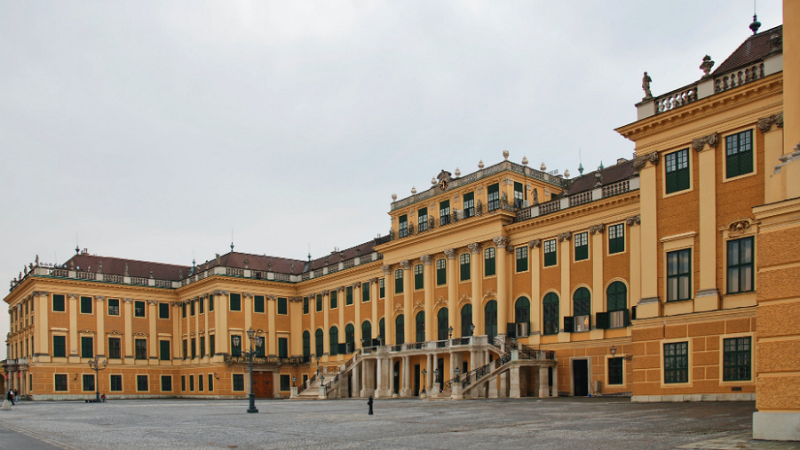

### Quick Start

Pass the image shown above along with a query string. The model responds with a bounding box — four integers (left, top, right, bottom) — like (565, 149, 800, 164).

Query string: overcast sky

(0, 0, 783, 358)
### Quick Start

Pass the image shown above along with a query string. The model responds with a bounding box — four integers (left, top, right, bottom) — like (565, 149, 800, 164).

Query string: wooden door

(253, 372, 274, 398)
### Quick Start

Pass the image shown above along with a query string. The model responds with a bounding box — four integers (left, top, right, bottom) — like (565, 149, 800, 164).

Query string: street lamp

(292, 376, 296, 388)
(421, 369, 427, 396)
(448, 326, 453, 339)
(87, 356, 107, 403)
(610, 345, 617, 357)
(245, 327, 262, 414)
(470, 324, 476, 336)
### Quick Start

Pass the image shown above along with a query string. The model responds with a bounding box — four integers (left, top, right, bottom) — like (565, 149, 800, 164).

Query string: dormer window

(398, 215, 409, 238)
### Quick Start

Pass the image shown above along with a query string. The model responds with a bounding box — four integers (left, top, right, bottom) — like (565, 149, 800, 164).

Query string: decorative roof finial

(578, 162, 584, 176)
(564, 169, 570, 179)
(502, 150, 509, 160)
(431, 177, 437, 185)
(230, 242, 234, 252)
(700, 55, 715, 77)
(540, 162, 547, 171)
(75, 245, 80, 254)
(750, 14, 761, 35)
(521, 156, 528, 166)
(454, 167, 461, 177)
(124, 263, 129, 277)
(411, 186, 417, 195)
(600, 161, 605, 170)
(478, 160, 484, 169)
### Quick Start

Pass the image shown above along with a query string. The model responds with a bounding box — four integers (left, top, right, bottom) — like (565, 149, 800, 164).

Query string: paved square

(0, 398, 795, 450)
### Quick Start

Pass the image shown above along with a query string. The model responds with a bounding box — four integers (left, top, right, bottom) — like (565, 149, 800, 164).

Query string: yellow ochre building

(4, 4, 800, 442)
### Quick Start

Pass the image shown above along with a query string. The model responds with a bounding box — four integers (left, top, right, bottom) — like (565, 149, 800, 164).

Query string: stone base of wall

(631, 393, 755, 403)
(30, 394, 252, 401)
(753, 411, 800, 441)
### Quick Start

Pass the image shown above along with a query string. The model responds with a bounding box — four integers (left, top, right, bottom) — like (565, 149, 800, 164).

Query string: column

(509, 366, 521, 398)
(289, 297, 302, 357)
(551, 365, 559, 397)
(203, 295, 210, 360)
(123, 298, 133, 364)
(493, 236, 510, 334)
(68, 293, 79, 362)
(353, 284, 361, 349)
(173, 302, 182, 360)
(422, 255, 434, 341)
(426, 354, 433, 391)
(370, 279, 379, 337)
(268, 295, 277, 357)
(558, 233, 571, 343)
(149, 300, 158, 361)
(445, 249, 458, 339)
(185, 298, 192, 362)
(637, 156, 660, 317)
(401, 260, 412, 345)
(467, 243, 482, 337)
(216, 291, 230, 355)
(528, 241, 541, 340)
(34, 292, 49, 361)
(696, 142, 719, 311)
(309, 294, 316, 356)
(243, 293, 253, 335)
(539, 366, 549, 398)
(360, 359, 367, 396)
(590, 226, 605, 340)
(337, 288, 345, 347)
(382, 266, 394, 345)
(322, 292, 330, 358)
(401, 355, 411, 397)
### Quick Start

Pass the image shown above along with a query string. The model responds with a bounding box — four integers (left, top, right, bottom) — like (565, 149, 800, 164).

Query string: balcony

(515, 178, 638, 223)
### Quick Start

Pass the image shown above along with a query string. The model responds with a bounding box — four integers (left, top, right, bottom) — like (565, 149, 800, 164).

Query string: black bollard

(368, 396, 374, 415)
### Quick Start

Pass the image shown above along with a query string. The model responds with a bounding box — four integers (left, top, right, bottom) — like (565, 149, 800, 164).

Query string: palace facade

(4, 5, 800, 441)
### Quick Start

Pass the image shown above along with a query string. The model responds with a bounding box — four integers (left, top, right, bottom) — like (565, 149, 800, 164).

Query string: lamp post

(292, 376, 296, 388)
(421, 369, 427, 397)
(87, 356, 107, 403)
(448, 326, 453, 339)
(610, 345, 617, 357)
(245, 327, 262, 414)
(470, 324, 476, 336)
(454, 367, 460, 382)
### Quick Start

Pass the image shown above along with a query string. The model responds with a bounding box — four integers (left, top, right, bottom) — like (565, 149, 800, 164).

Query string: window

(330, 327, 339, 356)
(727, 237, 754, 294)
(159, 302, 169, 319)
(345, 324, 355, 351)
(461, 304, 473, 337)
(395, 269, 404, 294)
(572, 288, 591, 332)
(726, 130, 753, 178)
(463, 192, 475, 218)
(208, 374, 214, 392)
(209, 294, 214, 311)
(109, 338, 121, 359)
(161, 375, 172, 392)
(278, 297, 288, 315)
(667, 249, 692, 301)
(436, 259, 446, 285)
(665, 148, 690, 194)
(229, 293, 241, 311)
(189, 375, 194, 391)
(414, 264, 424, 290)
(379, 279, 385, 298)
(345, 287, 353, 306)
(80, 296, 93, 314)
(418, 207, 428, 232)
(254, 295, 265, 313)
(182, 339, 187, 359)
(182, 303, 186, 318)
(52, 294, 65, 312)
(574, 232, 589, 261)
(210, 335, 215, 357)
(137, 374, 149, 392)
(81, 336, 94, 358)
(83, 374, 95, 392)
(723, 337, 751, 381)
(55, 374, 68, 392)
(181, 375, 186, 391)
(395, 315, 405, 345)
(487, 183, 500, 211)
(514, 181, 524, 209)
(484, 248, 496, 276)
(198, 374, 204, 391)
(399, 214, 409, 238)
(606, 281, 629, 329)
(160, 340, 170, 361)
(544, 239, 557, 267)
(515, 246, 528, 272)
(313, 329, 323, 357)
(608, 358, 623, 385)
(192, 338, 200, 358)
(415, 311, 425, 343)
(108, 298, 120, 316)
(543, 293, 559, 335)
(280, 374, 291, 391)
(303, 331, 311, 361)
(198, 297, 204, 314)
(279, 338, 288, 359)
(190, 300, 195, 316)
(135, 339, 147, 360)
(134, 301, 145, 317)
(256, 338, 266, 358)
(440, 200, 451, 225)
(53, 335, 66, 357)
(200, 336, 205, 357)
(303, 297, 309, 314)
(379, 318, 385, 342)
(609, 224, 625, 254)
(460, 254, 470, 281)
(316, 294, 323, 311)
(330, 291, 338, 309)
(231, 336, 242, 357)
(484, 301, 497, 340)
(110, 374, 122, 391)
(362, 283, 370, 302)
(362, 321, 372, 344)
(664, 342, 688, 383)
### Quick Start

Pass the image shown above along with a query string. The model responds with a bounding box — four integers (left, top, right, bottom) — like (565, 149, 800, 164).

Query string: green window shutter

(362, 283, 370, 302)
(53, 335, 65, 357)
(160, 340, 170, 361)
(81, 337, 93, 358)
(303, 297, 309, 314)
(460, 259, 470, 281)
(414, 265, 423, 290)
(666, 170, 676, 194)
(485, 248, 496, 276)
(279, 338, 288, 359)
(52, 294, 65, 312)
(395, 271, 404, 294)
(544, 252, 556, 267)
(595, 312, 609, 329)
(563, 317, 574, 334)
(516, 247, 528, 272)
(330, 291, 337, 309)
(379, 279, 385, 298)
(623, 309, 631, 327)
(229, 294, 241, 311)
(80, 296, 92, 314)
(346, 287, 353, 305)
(278, 298, 287, 315)
(437, 267, 446, 285)
(254, 296, 265, 313)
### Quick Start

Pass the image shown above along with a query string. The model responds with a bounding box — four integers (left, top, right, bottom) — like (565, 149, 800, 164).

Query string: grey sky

(0, 1, 783, 358)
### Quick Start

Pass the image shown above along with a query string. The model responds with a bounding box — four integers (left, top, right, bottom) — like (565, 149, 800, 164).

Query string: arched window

(437, 308, 449, 340)
(543, 293, 559, 335)
(362, 321, 372, 346)
(314, 329, 323, 357)
(379, 318, 385, 343)
(514, 297, 531, 337)
(573, 288, 591, 332)
(329, 326, 339, 356)
(485, 300, 498, 341)
(395, 315, 404, 345)
(461, 304, 473, 337)
(302, 330, 310, 361)
(416, 311, 426, 342)
(607, 281, 628, 329)
(345, 324, 355, 353)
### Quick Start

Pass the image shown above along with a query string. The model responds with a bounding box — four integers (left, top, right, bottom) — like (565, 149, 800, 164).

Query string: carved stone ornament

(79, 329, 96, 335)
(122, 298, 134, 304)
(172, 302, 182, 308)
(68, 293, 79, 299)
(443, 249, 457, 260)
(369, 277, 379, 284)
(692, 132, 719, 152)
(434, 297, 447, 308)
(528, 239, 541, 248)
(492, 236, 509, 247)
(211, 290, 229, 296)
(394, 303, 403, 313)
(633, 152, 659, 171)
(482, 289, 497, 301)
(728, 219, 752, 234)
(381, 265, 392, 274)
(458, 294, 471, 307)
(590, 224, 606, 234)
(413, 300, 424, 312)
(557, 232, 572, 242)
(289, 297, 303, 303)
(94, 296, 106, 302)
(420, 255, 432, 265)
(147, 300, 158, 306)
(626, 215, 642, 226)
(242, 292, 254, 299)
(467, 243, 481, 254)
(400, 260, 412, 270)
(266, 294, 278, 300)
(757, 112, 784, 133)
(107, 330, 123, 336)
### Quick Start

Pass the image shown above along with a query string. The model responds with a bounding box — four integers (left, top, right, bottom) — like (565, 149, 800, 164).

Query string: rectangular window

(664, 342, 689, 384)
(280, 374, 291, 391)
(191, 338, 197, 359)
(395, 269, 404, 294)
(544, 239, 557, 267)
(134, 301, 145, 318)
(81, 336, 93, 358)
(330, 291, 338, 309)
(667, 249, 692, 301)
(278, 297, 287, 315)
(181, 375, 186, 391)
(723, 337, 751, 381)
(108, 298, 120, 316)
(726, 130, 753, 178)
(209, 295, 214, 311)
(463, 192, 475, 218)
(53, 335, 66, 357)
(110, 374, 122, 392)
(257, 336, 265, 357)
(608, 223, 625, 254)
(418, 207, 428, 232)
(198, 373, 203, 391)
(315, 294, 322, 311)
(574, 232, 589, 261)
(665, 148, 690, 194)
(135, 339, 147, 360)
(515, 246, 528, 272)
(158, 302, 169, 319)
(303, 297, 309, 314)
(233, 374, 245, 391)
(362, 283, 370, 302)
(379, 279, 385, 298)
(414, 264, 424, 290)
(53, 294, 66, 312)
(484, 247, 496, 276)
(189, 375, 194, 391)
(398, 214, 409, 238)
(137, 375, 149, 392)
(609, 310, 627, 329)
(160, 340, 170, 361)
(55, 374, 68, 392)
(161, 375, 172, 392)
(229, 293, 241, 311)
(198, 298, 204, 314)
(182, 303, 186, 318)
(487, 184, 500, 211)
(108, 338, 121, 359)
(200, 336, 206, 357)
(514, 181, 524, 209)
(436, 259, 446, 285)
(254, 295, 265, 313)
(190, 300, 195, 316)
(82, 374, 95, 392)
(231, 336, 242, 357)
(727, 237, 754, 294)
(208, 374, 214, 392)
(440, 200, 451, 226)
(608, 358, 623, 385)
(279, 338, 288, 359)
(182, 339, 187, 359)
(346, 287, 353, 305)
(460, 253, 470, 281)
(80, 296, 93, 314)
(210, 335, 215, 357)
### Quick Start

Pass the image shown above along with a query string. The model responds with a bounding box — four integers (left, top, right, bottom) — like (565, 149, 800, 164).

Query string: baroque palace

(4, 3, 800, 442)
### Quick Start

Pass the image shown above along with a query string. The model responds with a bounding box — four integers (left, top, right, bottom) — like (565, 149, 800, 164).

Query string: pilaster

(35, 292, 50, 360)
(123, 298, 133, 363)
(323, 292, 330, 357)
(172, 302, 182, 360)
(401, 260, 412, 344)
(421, 255, 434, 341)
(468, 243, 482, 337)
(148, 300, 158, 360)
(558, 232, 572, 343)
(528, 241, 541, 340)
(353, 284, 362, 350)
(493, 236, 509, 333)
(267, 295, 278, 356)
(590, 226, 605, 340)
(444, 249, 458, 339)
(68, 293, 79, 362)
(382, 265, 394, 345)
(637, 154, 661, 318)
(694, 136, 720, 311)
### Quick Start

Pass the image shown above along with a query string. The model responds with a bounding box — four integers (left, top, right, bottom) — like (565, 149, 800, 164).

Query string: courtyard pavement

(0, 398, 796, 450)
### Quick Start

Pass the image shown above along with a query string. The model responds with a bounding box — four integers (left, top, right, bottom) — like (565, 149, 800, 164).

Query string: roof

(713, 25, 782, 75)
(557, 159, 635, 197)
(65, 254, 189, 281)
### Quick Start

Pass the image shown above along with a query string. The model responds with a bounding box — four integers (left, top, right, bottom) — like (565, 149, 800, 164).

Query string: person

(101, 393, 106, 403)
(6, 390, 14, 406)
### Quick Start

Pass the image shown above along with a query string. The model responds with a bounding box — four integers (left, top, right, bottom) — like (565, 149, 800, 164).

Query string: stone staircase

(293, 353, 362, 400)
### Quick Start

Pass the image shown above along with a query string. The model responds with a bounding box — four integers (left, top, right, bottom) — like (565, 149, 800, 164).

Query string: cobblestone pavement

(0, 398, 796, 450)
